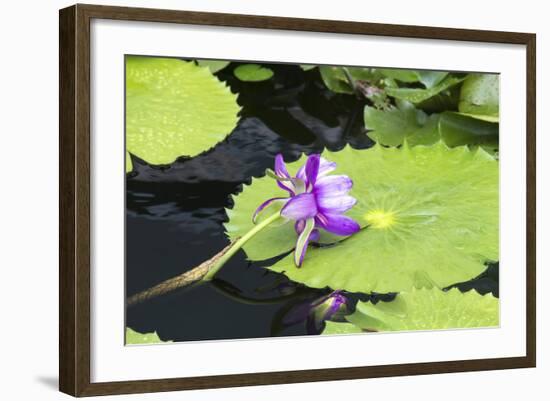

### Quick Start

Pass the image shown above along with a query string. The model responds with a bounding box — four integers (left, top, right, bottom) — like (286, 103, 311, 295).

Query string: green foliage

(316, 66, 499, 149)
(417, 71, 449, 88)
(125, 56, 240, 166)
(196, 59, 230, 73)
(384, 75, 465, 104)
(234, 64, 274, 82)
(338, 288, 499, 332)
(323, 321, 363, 335)
(318, 66, 381, 94)
(378, 69, 448, 88)
(226, 144, 498, 294)
(126, 327, 172, 345)
(365, 103, 498, 148)
(439, 112, 499, 147)
(364, 101, 428, 146)
(459, 74, 499, 120)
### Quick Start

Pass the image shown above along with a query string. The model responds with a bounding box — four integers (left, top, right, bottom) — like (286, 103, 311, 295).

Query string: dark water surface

(125, 63, 498, 342)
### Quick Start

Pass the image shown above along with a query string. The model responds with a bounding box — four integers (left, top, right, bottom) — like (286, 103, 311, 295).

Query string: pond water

(125, 62, 498, 342)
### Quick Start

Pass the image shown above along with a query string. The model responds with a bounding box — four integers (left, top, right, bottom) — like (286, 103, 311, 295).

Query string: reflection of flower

(254, 153, 360, 267)
(281, 290, 349, 334)
(311, 290, 348, 323)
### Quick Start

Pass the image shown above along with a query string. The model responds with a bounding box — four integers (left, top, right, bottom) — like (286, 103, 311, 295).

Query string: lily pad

(225, 144, 498, 294)
(126, 56, 240, 165)
(459, 73, 499, 119)
(196, 59, 230, 73)
(365, 103, 499, 148)
(323, 321, 363, 335)
(343, 288, 499, 332)
(234, 64, 274, 82)
(126, 327, 172, 345)
(439, 112, 499, 147)
(364, 100, 427, 146)
(385, 75, 465, 104)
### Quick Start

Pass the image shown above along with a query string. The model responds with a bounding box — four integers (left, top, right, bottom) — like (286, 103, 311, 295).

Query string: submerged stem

(204, 211, 282, 280)
(127, 211, 282, 307)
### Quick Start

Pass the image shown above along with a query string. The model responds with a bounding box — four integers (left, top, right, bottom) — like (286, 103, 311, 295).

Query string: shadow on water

(125, 63, 498, 342)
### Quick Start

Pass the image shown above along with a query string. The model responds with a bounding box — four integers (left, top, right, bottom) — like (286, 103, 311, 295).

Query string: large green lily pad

(335, 288, 499, 332)
(125, 56, 240, 166)
(226, 144, 498, 294)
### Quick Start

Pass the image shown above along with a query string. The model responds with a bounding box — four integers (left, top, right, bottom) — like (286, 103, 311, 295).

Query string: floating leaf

(244, 144, 498, 294)
(459, 74, 499, 119)
(323, 321, 363, 335)
(126, 56, 240, 165)
(344, 288, 499, 332)
(364, 101, 427, 146)
(196, 59, 230, 73)
(125, 327, 172, 345)
(126, 151, 133, 173)
(439, 112, 499, 147)
(234, 64, 274, 82)
(365, 104, 498, 148)
(385, 75, 465, 104)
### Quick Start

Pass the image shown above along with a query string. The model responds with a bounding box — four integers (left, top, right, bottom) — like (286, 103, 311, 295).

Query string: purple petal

(253, 197, 287, 223)
(277, 180, 295, 196)
(318, 157, 337, 177)
(304, 154, 321, 187)
(274, 155, 296, 195)
(314, 175, 353, 197)
(281, 193, 318, 220)
(317, 195, 357, 214)
(294, 218, 315, 267)
(316, 213, 360, 236)
(295, 219, 306, 234)
(324, 292, 347, 321)
(274, 154, 290, 178)
(309, 228, 320, 242)
(296, 154, 321, 188)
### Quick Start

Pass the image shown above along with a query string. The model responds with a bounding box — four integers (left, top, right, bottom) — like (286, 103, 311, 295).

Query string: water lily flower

(281, 290, 349, 333)
(311, 290, 348, 324)
(254, 153, 360, 267)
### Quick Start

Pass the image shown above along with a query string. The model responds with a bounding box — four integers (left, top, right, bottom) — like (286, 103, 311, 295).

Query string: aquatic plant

(125, 56, 240, 172)
(254, 154, 360, 266)
(227, 143, 498, 294)
(323, 288, 499, 334)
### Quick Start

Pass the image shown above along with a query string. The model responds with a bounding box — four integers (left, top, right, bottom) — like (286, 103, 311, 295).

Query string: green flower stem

(127, 211, 282, 307)
(204, 211, 282, 280)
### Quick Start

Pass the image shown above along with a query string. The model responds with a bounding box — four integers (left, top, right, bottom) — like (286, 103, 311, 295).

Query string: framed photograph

(59, 4, 536, 397)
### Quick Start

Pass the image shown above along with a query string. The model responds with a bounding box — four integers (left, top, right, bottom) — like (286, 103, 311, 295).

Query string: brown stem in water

(126, 240, 238, 307)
